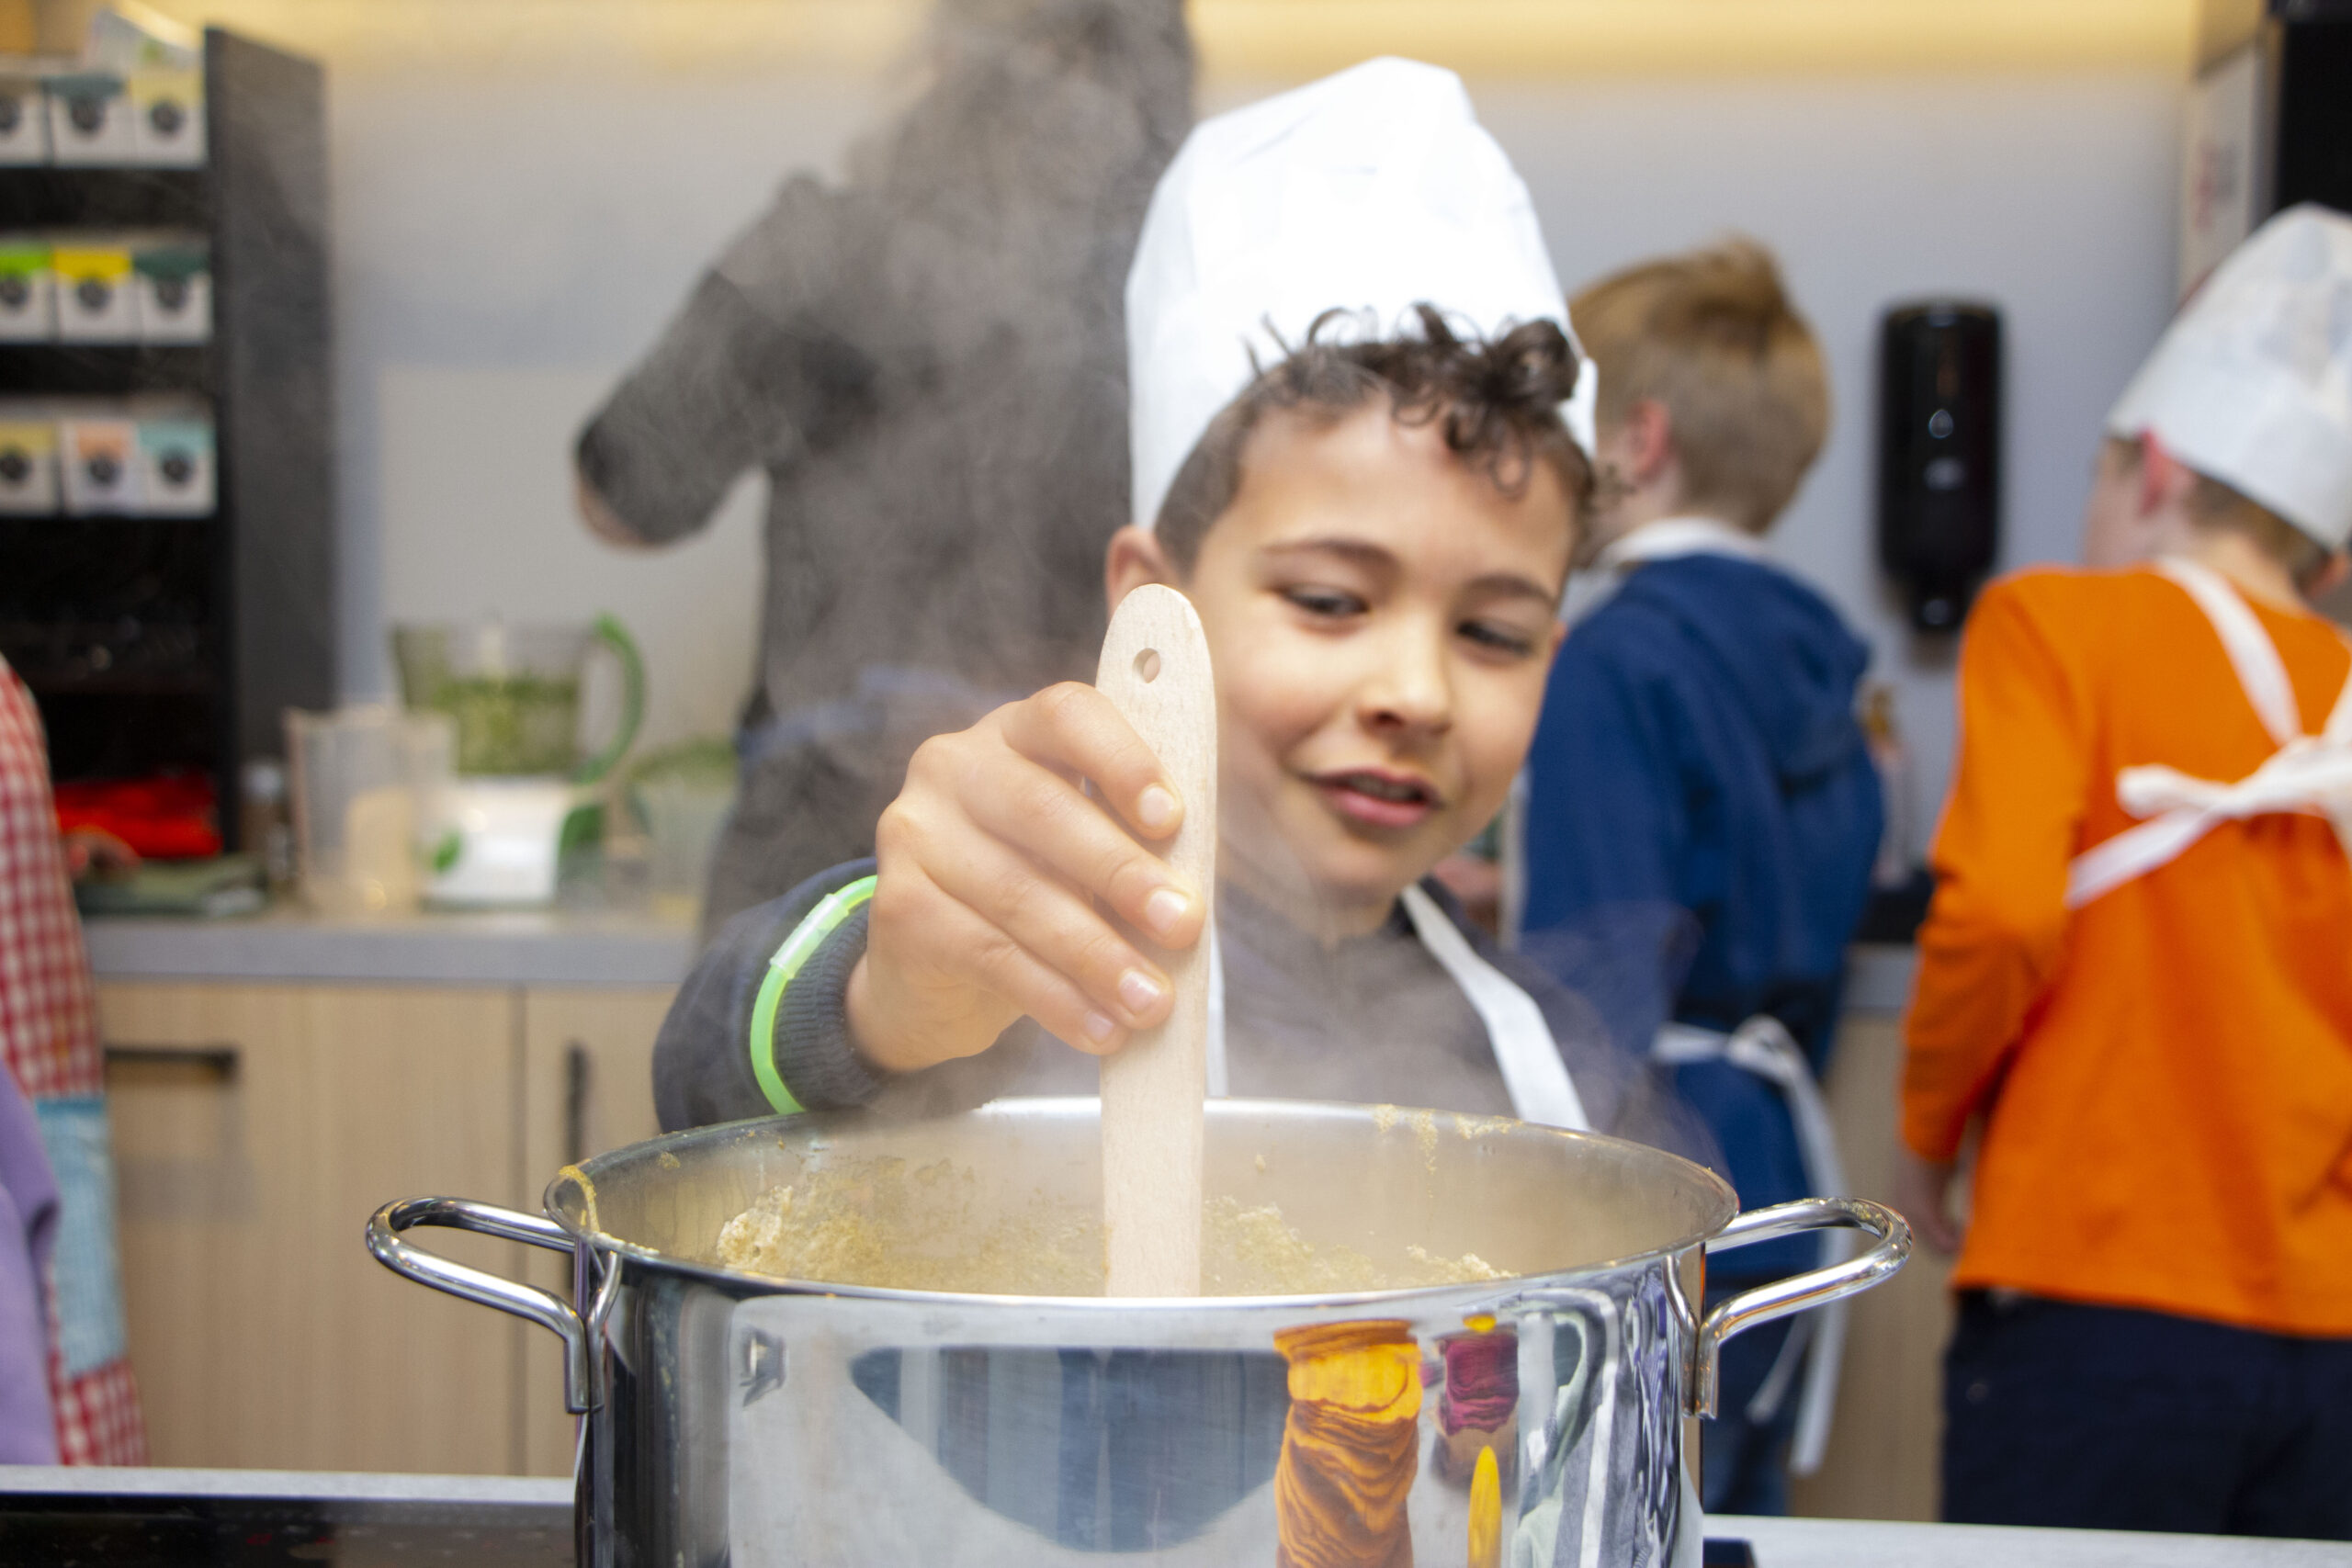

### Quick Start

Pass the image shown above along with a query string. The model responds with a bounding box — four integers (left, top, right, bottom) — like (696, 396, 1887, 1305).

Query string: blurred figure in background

(1514, 240, 1881, 1514)
(574, 0, 1193, 935)
(0, 655, 145, 1463)
(1899, 205, 2352, 1539)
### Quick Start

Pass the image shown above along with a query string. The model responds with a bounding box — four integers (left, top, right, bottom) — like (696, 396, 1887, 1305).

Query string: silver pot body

(370, 1099, 1908, 1567)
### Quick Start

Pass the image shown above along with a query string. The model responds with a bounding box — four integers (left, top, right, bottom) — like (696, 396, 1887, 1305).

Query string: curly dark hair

(1153, 304, 1592, 571)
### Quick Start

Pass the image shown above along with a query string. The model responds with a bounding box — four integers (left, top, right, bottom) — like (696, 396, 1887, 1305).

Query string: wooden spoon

(1095, 583, 1216, 1297)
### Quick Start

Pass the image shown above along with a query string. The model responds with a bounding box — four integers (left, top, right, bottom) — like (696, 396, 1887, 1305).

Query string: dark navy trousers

(1943, 1291, 2352, 1539)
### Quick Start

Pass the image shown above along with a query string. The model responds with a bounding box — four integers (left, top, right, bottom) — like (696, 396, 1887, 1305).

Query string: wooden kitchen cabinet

(517, 985, 671, 1476)
(96, 977, 673, 1478)
(98, 980, 526, 1475)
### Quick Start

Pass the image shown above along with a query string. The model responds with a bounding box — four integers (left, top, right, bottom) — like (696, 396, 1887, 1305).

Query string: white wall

(333, 63, 2182, 838)
(1475, 72, 2183, 861)
(330, 70, 885, 747)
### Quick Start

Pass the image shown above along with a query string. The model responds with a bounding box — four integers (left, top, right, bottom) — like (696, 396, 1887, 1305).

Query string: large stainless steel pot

(369, 1099, 1907, 1567)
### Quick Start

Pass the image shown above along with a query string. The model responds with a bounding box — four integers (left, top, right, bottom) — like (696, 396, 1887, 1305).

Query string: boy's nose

(1358, 625, 1453, 736)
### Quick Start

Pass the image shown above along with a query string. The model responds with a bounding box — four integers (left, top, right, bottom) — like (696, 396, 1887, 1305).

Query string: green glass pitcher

(390, 615, 645, 783)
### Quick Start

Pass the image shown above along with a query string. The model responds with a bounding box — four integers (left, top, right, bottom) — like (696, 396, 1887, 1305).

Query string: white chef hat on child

(1124, 56, 1597, 531)
(2107, 203, 2352, 550)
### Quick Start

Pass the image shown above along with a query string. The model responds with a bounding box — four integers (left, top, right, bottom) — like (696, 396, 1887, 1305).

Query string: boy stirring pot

(654, 59, 1683, 1155)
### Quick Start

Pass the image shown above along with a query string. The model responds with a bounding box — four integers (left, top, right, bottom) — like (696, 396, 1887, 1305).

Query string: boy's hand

(1893, 1148, 1966, 1255)
(845, 682, 1209, 1076)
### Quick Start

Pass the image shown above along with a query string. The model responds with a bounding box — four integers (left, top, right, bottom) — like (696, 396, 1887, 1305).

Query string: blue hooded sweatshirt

(1520, 551, 1881, 1280)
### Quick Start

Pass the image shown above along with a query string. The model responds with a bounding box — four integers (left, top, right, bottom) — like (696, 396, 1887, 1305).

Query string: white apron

(2065, 557, 2352, 909)
(1203, 886, 1589, 1132)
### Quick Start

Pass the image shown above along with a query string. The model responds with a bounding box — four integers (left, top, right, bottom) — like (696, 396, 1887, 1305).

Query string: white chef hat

(1124, 56, 1596, 531)
(2107, 203, 2352, 550)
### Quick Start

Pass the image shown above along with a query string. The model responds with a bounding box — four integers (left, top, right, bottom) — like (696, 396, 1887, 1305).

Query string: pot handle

(367, 1196, 596, 1414)
(1689, 1196, 1910, 1418)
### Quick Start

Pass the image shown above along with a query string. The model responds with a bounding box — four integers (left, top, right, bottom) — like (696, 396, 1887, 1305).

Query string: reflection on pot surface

(642, 1254, 1702, 1565)
(368, 1100, 1909, 1568)
(1273, 1319, 1421, 1566)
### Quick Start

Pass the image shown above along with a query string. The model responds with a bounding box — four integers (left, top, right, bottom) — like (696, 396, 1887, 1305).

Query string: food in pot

(714, 1158, 1101, 1296)
(713, 1154, 1510, 1296)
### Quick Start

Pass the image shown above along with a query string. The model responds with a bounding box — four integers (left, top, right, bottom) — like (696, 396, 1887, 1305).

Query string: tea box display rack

(0, 28, 331, 853)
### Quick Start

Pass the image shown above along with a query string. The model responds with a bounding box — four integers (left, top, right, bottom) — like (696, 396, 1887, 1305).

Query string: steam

(647, 3, 1704, 1167)
(681, 0, 1193, 923)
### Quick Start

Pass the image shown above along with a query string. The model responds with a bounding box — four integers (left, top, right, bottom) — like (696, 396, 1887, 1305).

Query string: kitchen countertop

(78, 900, 1917, 1002)
(0, 1464, 570, 1505)
(0, 1470, 2342, 1568)
(81, 903, 698, 987)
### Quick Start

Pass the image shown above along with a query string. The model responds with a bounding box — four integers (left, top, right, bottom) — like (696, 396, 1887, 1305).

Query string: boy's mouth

(1308, 768, 1442, 829)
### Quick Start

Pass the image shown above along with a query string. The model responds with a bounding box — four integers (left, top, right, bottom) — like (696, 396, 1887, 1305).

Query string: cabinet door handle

(103, 1042, 240, 1080)
(563, 1042, 591, 1167)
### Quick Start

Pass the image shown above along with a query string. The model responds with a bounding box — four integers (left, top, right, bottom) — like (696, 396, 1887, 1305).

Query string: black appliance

(0, 1472, 571, 1567)
(1875, 301, 2002, 634)
(2270, 3, 2352, 214)
(2194, 0, 2352, 225)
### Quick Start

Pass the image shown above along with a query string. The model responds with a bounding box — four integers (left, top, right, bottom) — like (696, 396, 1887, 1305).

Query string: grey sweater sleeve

(773, 906, 891, 1110)
(652, 860, 886, 1130)
(651, 856, 1047, 1132)
(574, 176, 876, 546)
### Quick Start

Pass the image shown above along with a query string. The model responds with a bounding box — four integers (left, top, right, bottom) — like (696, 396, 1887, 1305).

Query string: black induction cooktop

(0, 1467, 571, 1567)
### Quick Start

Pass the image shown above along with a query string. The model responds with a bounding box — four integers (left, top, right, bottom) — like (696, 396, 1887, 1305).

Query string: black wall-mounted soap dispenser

(1877, 300, 2002, 634)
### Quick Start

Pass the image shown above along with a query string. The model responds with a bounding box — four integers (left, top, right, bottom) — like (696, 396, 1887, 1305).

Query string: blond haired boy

(1515, 239, 1881, 1514)
(1899, 205, 2352, 1537)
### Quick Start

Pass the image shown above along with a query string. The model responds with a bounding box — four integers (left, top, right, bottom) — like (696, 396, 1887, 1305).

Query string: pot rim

(542, 1096, 1743, 1310)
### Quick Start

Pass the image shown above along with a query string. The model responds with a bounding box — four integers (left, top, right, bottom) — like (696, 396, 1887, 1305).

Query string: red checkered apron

(0, 660, 146, 1464)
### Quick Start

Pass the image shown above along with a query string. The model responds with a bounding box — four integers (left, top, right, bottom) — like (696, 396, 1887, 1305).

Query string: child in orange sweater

(1898, 205, 2352, 1537)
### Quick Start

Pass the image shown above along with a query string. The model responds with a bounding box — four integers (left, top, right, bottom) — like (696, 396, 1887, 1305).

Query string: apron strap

(2154, 558, 2302, 747)
(1398, 884, 1589, 1131)
(1654, 1018, 1849, 1198)
(1653, 1015, 1850, 1475)
(2067, 560, 2352, 908)
(2066, 808, 2227, 908)
(2327, 663, 2352, 855)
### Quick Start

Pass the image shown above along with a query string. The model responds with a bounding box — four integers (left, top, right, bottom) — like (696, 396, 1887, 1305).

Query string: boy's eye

(1282, 586, 1365, 618)
(1461, 618, 1538, 658)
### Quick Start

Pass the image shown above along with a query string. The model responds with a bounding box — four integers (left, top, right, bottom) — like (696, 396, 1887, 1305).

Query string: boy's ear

(1619, 399, 1678, 486)
(2310, 549, 2352, 602)
(2137, 431, 2199, 517)
(1105, 525, 1178, 613)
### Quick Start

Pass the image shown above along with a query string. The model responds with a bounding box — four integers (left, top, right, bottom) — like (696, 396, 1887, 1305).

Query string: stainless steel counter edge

(82, 908, 697, 987)
(0, 1473, 2335, 1565)
(1724, 1514, 2352, 1566)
